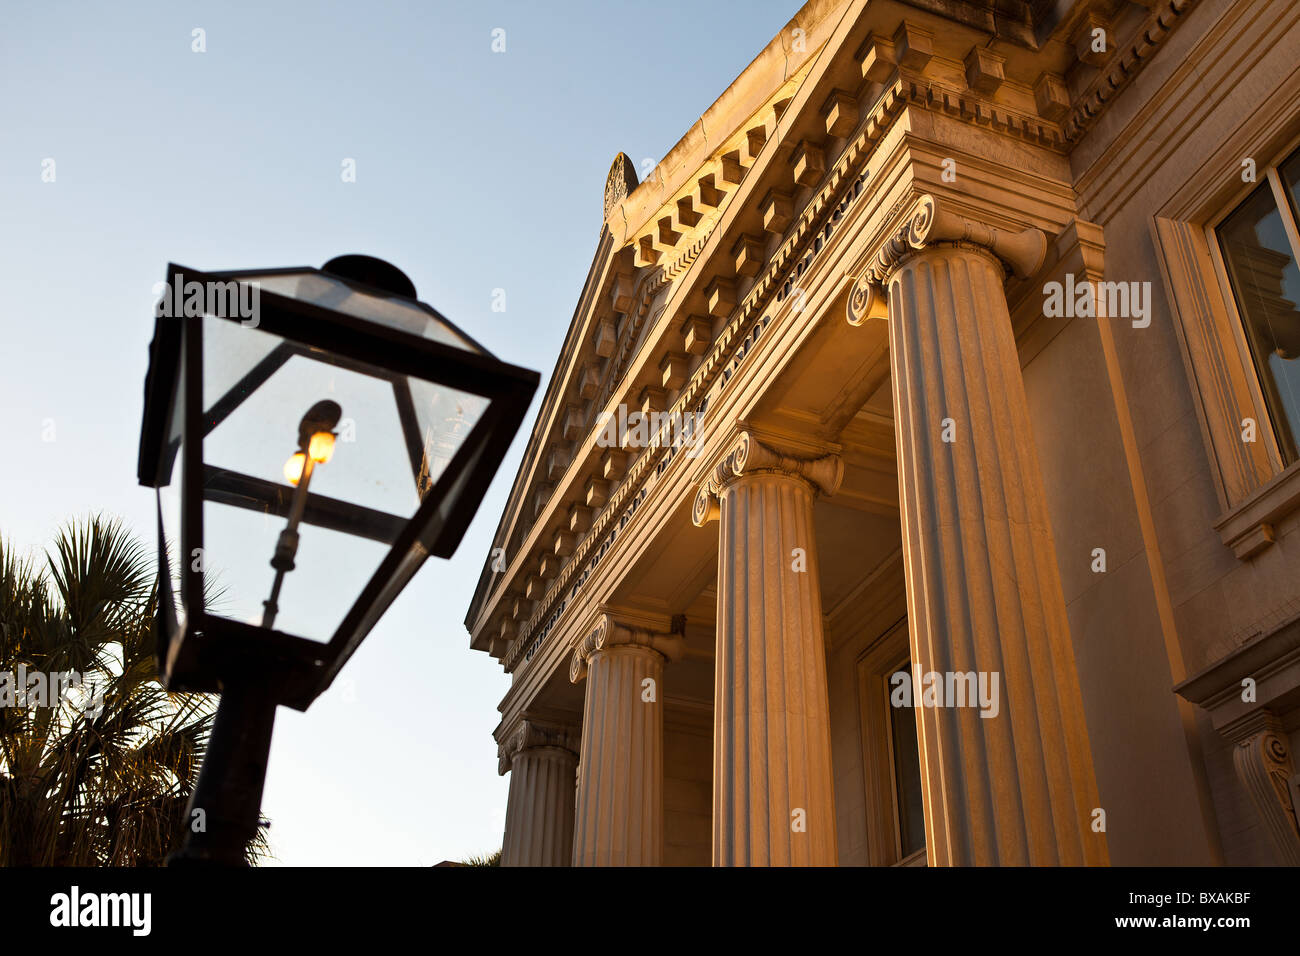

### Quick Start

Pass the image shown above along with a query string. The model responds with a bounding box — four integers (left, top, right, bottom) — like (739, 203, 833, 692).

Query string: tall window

(885, 663, 926, 859)
(858, 620, 926, 865)
(1216, 146, 1300, 464)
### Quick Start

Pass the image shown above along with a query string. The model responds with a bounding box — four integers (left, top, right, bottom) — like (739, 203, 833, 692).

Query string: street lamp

(136, 255, 538, 864)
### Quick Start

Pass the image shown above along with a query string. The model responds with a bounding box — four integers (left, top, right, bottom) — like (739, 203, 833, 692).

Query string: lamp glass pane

(198, 314, 486, 641)
(200, 311, 284, 415)
(235, 270, 482, 353)
(406, 378, 489, 493)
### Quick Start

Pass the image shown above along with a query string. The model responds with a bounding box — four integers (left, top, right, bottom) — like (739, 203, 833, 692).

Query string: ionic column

(1224, 711, 1300, 865)
(848, 194, 1108, 865)
(498, 720, 578, 867)
(693, 431, 843, 866)
(569, 613, 683, 866)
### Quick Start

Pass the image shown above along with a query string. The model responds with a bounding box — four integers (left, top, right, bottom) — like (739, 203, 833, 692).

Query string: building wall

(1020, 301, 1221, 863)
(664, 723, 711, 866)
(1020, 0, 1300, 863)
(827, 625, 871, 866)
(1096, 0, 1300, 864)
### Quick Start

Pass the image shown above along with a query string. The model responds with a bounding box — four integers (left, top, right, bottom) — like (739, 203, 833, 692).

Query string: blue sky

(0, 0, 801, 864)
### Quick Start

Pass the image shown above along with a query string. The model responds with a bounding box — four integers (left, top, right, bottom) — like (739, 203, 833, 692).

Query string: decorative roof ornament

(603, 152, 639, 222)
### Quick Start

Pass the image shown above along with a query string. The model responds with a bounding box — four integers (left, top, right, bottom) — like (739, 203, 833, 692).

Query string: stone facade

(465, 0, 1300, 866)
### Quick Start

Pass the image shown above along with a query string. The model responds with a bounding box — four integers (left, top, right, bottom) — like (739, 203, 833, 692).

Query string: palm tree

(458, 849, 501, 867)
(0, 516, 269, 866)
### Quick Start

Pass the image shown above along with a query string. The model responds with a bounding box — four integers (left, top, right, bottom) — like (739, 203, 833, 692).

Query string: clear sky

(0, 0, 803, 864)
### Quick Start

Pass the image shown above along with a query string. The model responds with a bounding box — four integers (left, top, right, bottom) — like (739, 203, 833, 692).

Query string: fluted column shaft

(886, 241, 1106, 865)
(694, 432, 842, 866)
(716, 473, 837, 865)
(498, 721, 577, 867)
(501, 745, 577, 866)
(570, 617, 680, 866)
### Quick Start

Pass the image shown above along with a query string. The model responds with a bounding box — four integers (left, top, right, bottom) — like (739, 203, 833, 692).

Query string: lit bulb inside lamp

(284, 451, 307, 486)
(308, 431, 335, 463)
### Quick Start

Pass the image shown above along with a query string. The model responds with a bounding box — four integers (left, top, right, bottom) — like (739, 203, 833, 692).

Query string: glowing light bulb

(284, 451, 307, 486)
(308, 431, 335, 463)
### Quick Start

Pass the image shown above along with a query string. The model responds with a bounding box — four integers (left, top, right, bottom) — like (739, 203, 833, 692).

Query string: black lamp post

(136, 255, 537, 865)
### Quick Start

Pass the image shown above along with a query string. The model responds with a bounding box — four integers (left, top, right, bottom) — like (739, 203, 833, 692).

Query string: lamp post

(136, 255, 538, 865)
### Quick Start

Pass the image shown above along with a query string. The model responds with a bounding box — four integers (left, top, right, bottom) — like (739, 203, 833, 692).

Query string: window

(857, 619, 926, 865)
(1216, 146, 1300, 464)
(886, 662, 926, 859)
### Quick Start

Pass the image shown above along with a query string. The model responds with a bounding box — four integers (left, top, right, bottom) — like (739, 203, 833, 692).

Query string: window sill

(1215, 459, 1300, 559)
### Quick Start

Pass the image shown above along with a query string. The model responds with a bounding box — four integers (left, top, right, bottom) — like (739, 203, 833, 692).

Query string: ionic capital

(846, 193, 1047, 326)
(497, 719, 579, 775)
(692, 430, 843, 526)
(568, 613, 685, 684)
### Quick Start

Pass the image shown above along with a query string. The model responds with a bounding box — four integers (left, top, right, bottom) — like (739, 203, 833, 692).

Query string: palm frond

(0, 517, 271, 867)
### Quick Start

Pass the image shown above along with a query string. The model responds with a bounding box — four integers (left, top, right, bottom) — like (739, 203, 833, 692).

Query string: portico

(465, 0, 1298, 867)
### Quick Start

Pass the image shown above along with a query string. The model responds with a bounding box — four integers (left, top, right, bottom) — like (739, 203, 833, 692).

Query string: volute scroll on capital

(846, 193, 1048, 326)
(691, 430, 843, 527)
(496, 719, 579, 775)
(568, 613, 685, 684)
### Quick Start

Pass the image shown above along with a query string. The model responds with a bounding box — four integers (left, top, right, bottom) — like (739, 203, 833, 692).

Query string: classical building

(464, 0, 1300, 866)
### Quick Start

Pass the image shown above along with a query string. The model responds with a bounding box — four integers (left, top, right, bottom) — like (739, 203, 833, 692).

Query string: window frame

(1151, 105, 1300, 560)
(1204, 144, 1300, 470)
(856, 617, 926, 866)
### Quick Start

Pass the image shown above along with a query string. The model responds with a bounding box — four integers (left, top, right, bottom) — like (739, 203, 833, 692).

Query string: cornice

(464, 225, 617, 639)
(895, 69, 1067, 151)
(597, 232, 713, 415)
(1061, 0, 1199, 146)
(608, 0, 847, 241)
(1174, 603, 1300, 731)
(1077, 0, 1294, 228)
